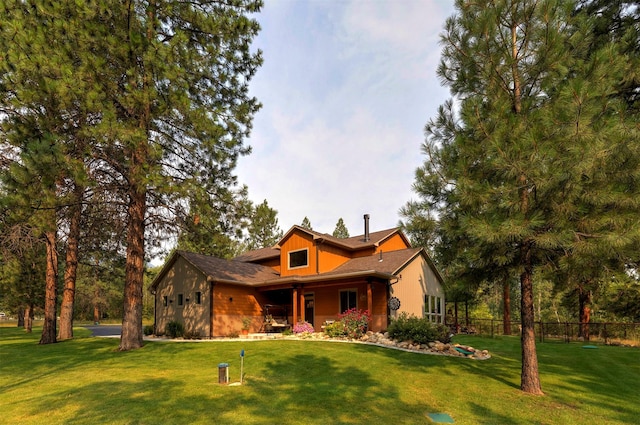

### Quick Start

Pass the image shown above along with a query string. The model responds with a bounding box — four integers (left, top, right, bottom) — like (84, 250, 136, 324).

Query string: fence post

(538, 321, 543, 343)
(603, 323, 608, 345)
(491, 319, 494, 338)
(565, 322, 569, 343)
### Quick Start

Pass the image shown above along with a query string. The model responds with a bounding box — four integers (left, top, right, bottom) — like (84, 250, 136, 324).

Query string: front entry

(304, 293, 315, 327)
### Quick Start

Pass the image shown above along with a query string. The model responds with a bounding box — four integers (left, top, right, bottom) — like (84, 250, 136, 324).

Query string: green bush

(166, 320, 184, 338)
(324, 321, 346, 338)
(387, 313, 451, 344)
(143, 325, 154, 336)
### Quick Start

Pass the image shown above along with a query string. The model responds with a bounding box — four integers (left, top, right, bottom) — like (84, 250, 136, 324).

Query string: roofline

(149, 250, 181, 293)
(276, 225, 410, 251)
(392, 248, 445, 286)
(204, 269, 396, 288)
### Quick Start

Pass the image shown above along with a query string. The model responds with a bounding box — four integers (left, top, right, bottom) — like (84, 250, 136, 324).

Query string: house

(150, 215, 445, 338)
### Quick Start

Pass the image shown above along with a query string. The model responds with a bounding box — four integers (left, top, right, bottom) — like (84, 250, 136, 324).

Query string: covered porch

(257, 274, 392, 333)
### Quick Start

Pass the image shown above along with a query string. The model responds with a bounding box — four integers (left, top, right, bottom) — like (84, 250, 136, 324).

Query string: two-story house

(150, 215, 445, 337)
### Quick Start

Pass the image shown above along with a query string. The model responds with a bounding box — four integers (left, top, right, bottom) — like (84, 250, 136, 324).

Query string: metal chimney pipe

(363, 214, 370, 242)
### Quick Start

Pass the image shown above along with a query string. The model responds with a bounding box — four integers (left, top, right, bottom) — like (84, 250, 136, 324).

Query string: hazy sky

(235, 0, 456, 237)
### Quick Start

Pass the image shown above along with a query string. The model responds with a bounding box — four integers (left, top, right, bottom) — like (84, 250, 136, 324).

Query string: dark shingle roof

(328, 247, 423, 276)
(177, 251, 279, 285)
(233, 247, 280, 263)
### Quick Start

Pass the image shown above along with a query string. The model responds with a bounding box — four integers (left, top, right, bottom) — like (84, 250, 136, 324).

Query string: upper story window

(288, 248, 309, 270)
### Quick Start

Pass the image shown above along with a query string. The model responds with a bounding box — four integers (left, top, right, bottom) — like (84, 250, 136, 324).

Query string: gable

(279, 231, 316, 277)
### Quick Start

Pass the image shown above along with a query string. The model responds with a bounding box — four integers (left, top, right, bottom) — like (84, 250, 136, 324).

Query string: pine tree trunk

(503, 278, 512, 335)
(26, 303, 34, 332)
(578, 283, 592, 341)
(119, 181, 146, 351)
(17, 307, 25, 328)
(520, 244, 543, 395)
(59, 190, 82, 340)
(40, 229, 58, 345)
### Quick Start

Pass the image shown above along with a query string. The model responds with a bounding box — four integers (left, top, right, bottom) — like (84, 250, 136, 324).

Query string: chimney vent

(363, 214, 370, 242)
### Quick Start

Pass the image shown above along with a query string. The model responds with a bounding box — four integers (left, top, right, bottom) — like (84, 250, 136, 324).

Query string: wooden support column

(209, 280, 215, 338)
(299, 287, 305, 323)
(292, 286, 298, 325)
(367, 281, 373, 328)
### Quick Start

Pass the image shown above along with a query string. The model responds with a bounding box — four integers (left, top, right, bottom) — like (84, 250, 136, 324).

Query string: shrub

(143, 325, 154, 336)
(293, 321, 314, 334)
(339, 308, 370, 339)
(166, 320, 185, 338)
(324, 321, 346, 338)
(387, 313, 451, 344)
(184, 330, 201, 340)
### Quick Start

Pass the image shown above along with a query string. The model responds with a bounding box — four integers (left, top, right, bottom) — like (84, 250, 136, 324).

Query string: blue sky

(236, 0, 456, 237)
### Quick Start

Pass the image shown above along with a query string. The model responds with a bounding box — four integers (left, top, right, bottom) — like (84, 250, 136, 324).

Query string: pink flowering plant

(293, 321, 314, 334)
(338, 308, 370, 339)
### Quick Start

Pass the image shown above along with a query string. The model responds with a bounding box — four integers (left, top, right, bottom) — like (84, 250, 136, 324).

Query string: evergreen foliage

(300, 216, 313, 230)
(244, 200, 283, 250)
(332, 218, 350, 238)
(405, 0, 640, 394)
(0, 0, 263, 349)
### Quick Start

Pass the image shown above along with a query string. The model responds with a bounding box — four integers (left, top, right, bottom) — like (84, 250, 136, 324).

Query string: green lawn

(0, 327, 638, 424)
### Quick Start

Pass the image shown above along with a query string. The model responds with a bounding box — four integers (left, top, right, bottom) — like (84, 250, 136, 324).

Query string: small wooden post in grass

(240, 349, 245, 385)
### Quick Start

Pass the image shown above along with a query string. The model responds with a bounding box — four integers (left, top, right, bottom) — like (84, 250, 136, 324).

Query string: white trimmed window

(425, 295, 443, 323)
(288, 248, 309, 270)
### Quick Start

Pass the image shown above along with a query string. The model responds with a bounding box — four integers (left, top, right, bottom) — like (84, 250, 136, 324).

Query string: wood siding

(376, 233, 410, 253)
(212, 283, 267, 336)
(299, 280, 388, 332)
(279, 232, 317, 276)
(389, 254, 444, 321)
(317, 243, 351, 273)
(154, 256, 211, 337)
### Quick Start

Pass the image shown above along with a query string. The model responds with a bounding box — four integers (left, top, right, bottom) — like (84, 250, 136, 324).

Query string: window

(340, 290, 357, 313)
(195, 292, 202, 305)
(288, 248, 309, 269)
(163, 296, 168, 307)
(425, 295, 443, 323)
(178, 293, 184, 306)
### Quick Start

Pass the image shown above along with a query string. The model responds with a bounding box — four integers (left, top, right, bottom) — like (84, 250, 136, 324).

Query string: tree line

(401, 0, 640, 395)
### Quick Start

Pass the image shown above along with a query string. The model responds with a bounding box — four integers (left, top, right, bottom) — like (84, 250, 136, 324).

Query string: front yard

(0, 327, 638, 424)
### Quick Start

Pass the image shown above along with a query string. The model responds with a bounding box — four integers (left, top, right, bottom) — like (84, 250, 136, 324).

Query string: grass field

(1, 327, 638, 424)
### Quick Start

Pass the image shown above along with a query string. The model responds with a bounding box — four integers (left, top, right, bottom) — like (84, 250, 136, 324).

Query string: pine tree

(300, 217, 313, 230)
(410, 0, 640, 394)
(245, 200, 283, 250)
(332, 218, 350, 238)
(2, 0, 263, 350)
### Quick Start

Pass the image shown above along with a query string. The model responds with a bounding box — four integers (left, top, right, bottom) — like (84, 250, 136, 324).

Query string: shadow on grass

(26, 354, 436, 424)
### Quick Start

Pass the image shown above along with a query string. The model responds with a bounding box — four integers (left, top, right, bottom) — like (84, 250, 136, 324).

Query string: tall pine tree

(410, 0, 640, 394)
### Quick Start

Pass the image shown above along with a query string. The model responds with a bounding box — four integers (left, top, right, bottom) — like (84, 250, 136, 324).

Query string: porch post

(292, 286, 298, 325)
(299, 287, 305, 323)
(367, 281, 373, 326)
(209, 280, 215, 338)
